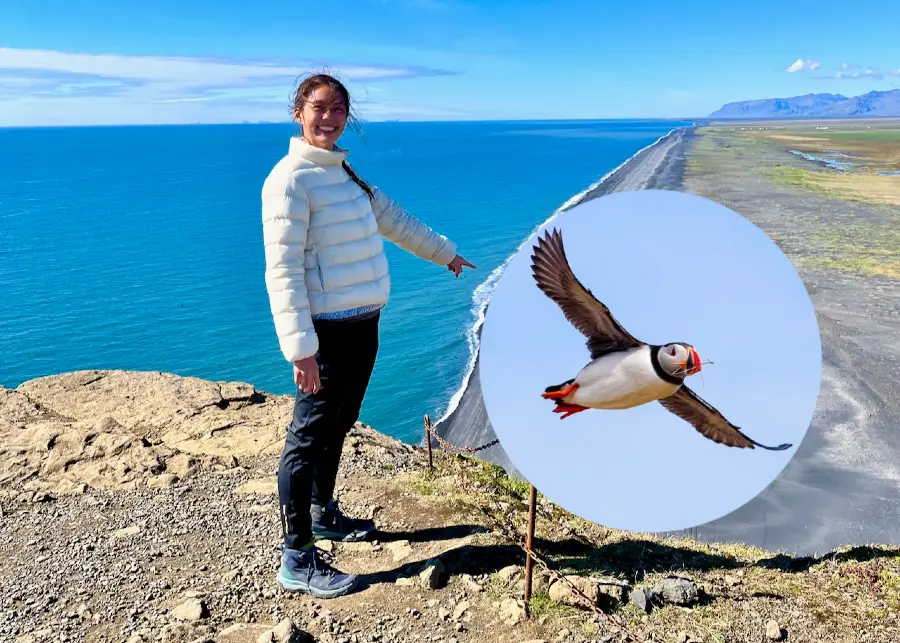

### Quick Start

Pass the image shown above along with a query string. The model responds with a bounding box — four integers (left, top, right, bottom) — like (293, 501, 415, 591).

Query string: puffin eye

(668, 347, 677, 357)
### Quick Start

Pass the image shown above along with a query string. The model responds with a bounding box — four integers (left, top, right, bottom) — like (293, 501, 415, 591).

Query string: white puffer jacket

(262, 137, 458, 363)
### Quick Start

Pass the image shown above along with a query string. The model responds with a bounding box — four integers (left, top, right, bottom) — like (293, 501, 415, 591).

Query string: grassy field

(707, 118, 900, 205)
(683, 121, 900, 280)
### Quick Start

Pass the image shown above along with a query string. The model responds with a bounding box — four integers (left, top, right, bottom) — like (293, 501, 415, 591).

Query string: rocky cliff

(1, 371, 897, 643)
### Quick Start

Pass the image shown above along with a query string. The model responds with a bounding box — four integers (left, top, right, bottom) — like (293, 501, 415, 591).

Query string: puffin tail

(541, 379, 578, 400)
(542, 380, 586, 419)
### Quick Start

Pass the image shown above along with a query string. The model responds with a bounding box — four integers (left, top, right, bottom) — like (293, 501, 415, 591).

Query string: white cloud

(816, 62, 900, 81)
(0, 47, 458, 126)
(833, 67, 885, 80)
(784, 58, 821, 73)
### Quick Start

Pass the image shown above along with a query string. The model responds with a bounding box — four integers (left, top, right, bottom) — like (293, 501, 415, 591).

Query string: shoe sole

(276, 572, 358, 599)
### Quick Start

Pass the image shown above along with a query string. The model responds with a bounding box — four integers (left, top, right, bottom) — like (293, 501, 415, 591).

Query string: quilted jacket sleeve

(261, 171, 318, 363)
(370, 187, 458, 267)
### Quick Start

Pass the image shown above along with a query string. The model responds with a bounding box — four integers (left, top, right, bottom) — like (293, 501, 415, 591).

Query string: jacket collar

(288, 136, 348, 166)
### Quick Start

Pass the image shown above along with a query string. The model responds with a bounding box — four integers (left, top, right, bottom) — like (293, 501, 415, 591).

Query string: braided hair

(342, 161, 374, 202)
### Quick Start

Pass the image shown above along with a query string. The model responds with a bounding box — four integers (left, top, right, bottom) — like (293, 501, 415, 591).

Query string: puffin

(530, 227, 792, 451)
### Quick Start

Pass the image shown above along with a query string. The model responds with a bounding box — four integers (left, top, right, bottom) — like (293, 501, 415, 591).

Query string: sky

(478, 190, 823, 534)
(1, 0, 900, 126)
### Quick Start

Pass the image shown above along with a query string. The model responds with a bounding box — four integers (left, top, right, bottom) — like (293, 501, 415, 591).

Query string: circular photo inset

(479, 189, 822, 534)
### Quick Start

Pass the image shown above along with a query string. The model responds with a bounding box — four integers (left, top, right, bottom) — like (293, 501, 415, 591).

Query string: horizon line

(5, 113, 900, 130)
(0, 116, 702, 130)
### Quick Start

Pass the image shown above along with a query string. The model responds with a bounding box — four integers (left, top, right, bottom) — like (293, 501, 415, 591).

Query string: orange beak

(681, 347, 702, 375)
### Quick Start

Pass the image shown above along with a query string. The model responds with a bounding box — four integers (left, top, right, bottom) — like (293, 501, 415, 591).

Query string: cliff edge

(1, 371, 897, 643)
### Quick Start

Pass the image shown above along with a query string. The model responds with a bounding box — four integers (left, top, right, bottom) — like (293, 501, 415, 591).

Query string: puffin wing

(658, 385, 793, 451)
(531, 228, 644, 359)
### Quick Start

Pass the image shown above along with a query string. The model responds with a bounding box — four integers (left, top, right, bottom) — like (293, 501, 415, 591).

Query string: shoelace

(309, 548, 338, 579)
(324, 498, 350, 532)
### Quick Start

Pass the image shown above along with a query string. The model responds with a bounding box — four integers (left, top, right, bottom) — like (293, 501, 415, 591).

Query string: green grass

(527, 592, 579, 619)
(760, 165, 842, 198)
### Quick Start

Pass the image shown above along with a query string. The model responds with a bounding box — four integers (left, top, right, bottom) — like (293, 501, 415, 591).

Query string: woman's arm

(261, 172, 319, 364)
(370, 186, 459, 267)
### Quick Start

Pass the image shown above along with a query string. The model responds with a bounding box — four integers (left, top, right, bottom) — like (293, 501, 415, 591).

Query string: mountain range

(708, 89, 900, 119)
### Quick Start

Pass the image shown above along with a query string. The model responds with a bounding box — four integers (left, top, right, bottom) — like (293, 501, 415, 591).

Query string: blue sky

(478, 190, 823, 534)
(2, 0, 899, 125)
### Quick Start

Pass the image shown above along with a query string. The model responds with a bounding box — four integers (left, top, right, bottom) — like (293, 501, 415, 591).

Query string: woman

(261, 73, 475, 599)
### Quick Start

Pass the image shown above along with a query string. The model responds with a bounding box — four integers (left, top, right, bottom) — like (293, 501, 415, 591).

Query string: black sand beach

(435, 125, 900, 557)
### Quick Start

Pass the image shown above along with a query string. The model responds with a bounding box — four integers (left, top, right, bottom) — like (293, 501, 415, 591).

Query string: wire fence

(420, 415, 646, 642)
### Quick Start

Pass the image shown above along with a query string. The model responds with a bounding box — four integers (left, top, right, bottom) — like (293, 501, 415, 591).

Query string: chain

(423, 415, 499, 454)
(422, 417, 644, 641)
(481, 504, 647, 643)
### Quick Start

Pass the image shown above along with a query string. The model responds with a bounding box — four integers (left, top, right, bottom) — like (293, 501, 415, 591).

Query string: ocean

(0, 119, 689, 444)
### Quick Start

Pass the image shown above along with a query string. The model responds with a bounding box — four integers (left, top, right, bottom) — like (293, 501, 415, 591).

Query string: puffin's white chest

(568, 345, 681, 410)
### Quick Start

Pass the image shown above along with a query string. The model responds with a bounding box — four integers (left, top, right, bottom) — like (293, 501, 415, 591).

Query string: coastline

(431, 126, 693, 478)
(434, 122, 900, 558)
(664, 125, 900, 556)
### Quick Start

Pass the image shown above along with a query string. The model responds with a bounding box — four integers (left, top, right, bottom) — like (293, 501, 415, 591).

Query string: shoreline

(430, 126, 693, 477)
(435, 122, 900, 558)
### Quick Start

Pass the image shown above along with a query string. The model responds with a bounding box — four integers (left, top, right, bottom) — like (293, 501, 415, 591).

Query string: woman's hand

(447, 255, 476, 278)
(293, 356, 321, 394)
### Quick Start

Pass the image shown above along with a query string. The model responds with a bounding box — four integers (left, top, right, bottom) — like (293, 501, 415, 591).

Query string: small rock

(452, 601, 469, 621)
(765, 620, 784, 641)
(272, 617, 306, 642)
(631, 588, 653, 613)
(724, 574, 742, 587)
(677, 633, 689, 643)
(386, 540, 413, 562)
(549, 575, 626, 611)
(112, 525, 142, 540)
(499, 598, 526, 625)
(460, 574, 483, 594)
(556, 629, 571, 641)
(497, 565, 522, 583)
(651, 577, 699, 607)
(171, 597, 209, 622)
(317, 540, 334, 553)
(395, 577, 416, 586)
(148, 474, 178, 489)
(419, 559, 446, 590)
(341, 541, 372, 554)
(438, 607, 450, 621)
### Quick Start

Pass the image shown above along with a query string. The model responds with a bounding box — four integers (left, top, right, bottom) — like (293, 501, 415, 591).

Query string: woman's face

(296, 85, 348, 149)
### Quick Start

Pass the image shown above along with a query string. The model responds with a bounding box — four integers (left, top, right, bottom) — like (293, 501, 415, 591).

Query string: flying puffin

(530, 227, 792, 451)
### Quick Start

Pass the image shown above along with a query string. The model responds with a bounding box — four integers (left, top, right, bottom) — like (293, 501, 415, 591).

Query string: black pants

(277, 312, 380, 549)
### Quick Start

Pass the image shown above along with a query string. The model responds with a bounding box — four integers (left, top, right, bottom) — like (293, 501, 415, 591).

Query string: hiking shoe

(276, 546, 358, 598)
(311, 498, 375, 542)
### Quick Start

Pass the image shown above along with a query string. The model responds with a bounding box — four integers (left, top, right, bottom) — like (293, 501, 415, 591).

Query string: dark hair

(293, 72, 374, 201)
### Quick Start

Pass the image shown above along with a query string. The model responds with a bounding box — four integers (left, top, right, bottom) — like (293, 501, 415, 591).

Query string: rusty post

(524, 484, 537, 603)
(424, 415, 434, 472)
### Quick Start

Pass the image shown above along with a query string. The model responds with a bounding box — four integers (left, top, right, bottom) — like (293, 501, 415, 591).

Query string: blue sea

(0, 119, 688, 443)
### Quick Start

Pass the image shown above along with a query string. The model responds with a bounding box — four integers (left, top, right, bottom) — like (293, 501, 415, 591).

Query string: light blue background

(479, 190, 823, 534)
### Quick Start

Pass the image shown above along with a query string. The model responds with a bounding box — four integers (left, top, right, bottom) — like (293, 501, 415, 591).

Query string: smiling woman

(261, 72, 476, 600)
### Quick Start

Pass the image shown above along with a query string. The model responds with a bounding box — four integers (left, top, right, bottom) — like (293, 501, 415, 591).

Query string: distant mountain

(708, 89, 900, 119)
